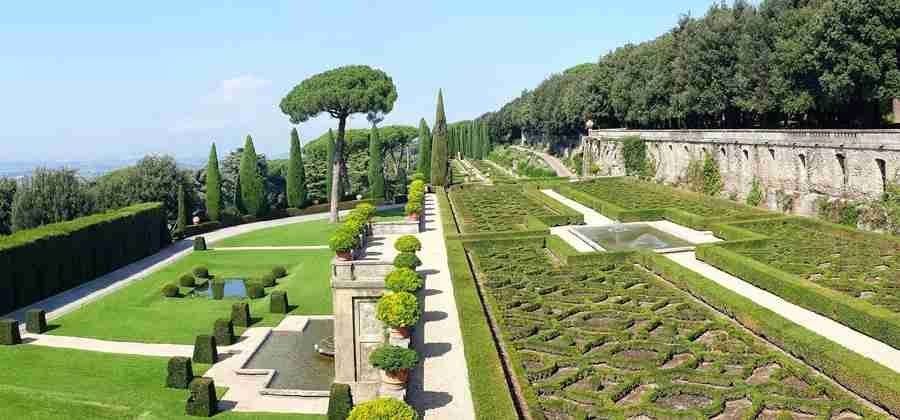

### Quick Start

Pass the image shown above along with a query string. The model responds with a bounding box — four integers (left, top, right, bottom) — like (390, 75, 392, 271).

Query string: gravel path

(406, 193, 476, 419)
(513, 146, 575, 177)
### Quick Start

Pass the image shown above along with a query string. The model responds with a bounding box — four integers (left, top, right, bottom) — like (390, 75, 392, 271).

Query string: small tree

(176, 184, 188, 231)
(416, 118, 432, 179)
(205, 143, 222, 221)
(280, 65, 398, 223)
(367, 127, 385, 199)
(430, 90, 449, 187)
(287, 128, 307, 208)
(239, 135, 266, 217)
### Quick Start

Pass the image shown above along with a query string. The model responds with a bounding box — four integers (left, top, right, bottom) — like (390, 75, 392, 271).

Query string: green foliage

(0, 319, 21, 345)
(213, 318, 234, 346)
(246, 282, 265, 299)
(193, 236, 207, 251)
(192, 335, 217, 364)
(385, 268, 423, 293)
(394, 235, 421, 253)
(621, 137, 654, 179)
(430, 90, 450, 187)
(179, 273, 195, 288)
(368, 127, 386, 199)
(416, 119, 432, 179)
(211, 281, 224, 300)
(11, 168, 94, 232)
(329, 230, 357, 253)
(91, 155, 195, 224)
(260, 273, 277, 288)
(185, 377, 217, 417)
(192, 266, 210, 279)
(287, 128, 308, 208)
(816, 198, 860, 227)
(327, 383, 353, 420)
(176, 184, 189, 232)
(239, 135, 267, 217)
(0, 203, 168, 315)
(271, 266, 287, 278)
(165, 356, 193, 389)
(25, 309, 46, 334)
(0, 178, 15, 235)
(369, 345, 418, 372)
(347, 398, 417, 420)
(393, 252, 422, 270)
(746, 177, 764, 207)
(162, 284, 179, 298)
(231, 302, 251, 327)
(270, 291, 289, 314)
(206, 143, 222, 221)
(376, 292, 420, 329)
(700, 152, 723, 196)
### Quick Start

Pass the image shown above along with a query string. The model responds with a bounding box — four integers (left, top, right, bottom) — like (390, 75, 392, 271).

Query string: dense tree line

(448, 119, 491, 160)
(482, 0, 900, 149)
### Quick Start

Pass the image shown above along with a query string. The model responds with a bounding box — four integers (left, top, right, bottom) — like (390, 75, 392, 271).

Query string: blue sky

(0, 1, 722, 162)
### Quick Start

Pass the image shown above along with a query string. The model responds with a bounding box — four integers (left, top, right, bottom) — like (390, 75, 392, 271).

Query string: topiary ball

(385, 268, 424, 293)
(179, 274, 196, 287)
(246, 282, 264, 299)
(375, 292, 420, 329)
(192, 266, 210, 279)
(393, 252, 422, 270)
(162, 284, 179, 298)
(271, 266, 287, 278)
(394, 235, 422, 253)
(348, 397, 417, 420)
(260, 273, 277, 288)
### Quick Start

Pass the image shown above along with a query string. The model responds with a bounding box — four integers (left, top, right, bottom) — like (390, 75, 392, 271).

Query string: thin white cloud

(220, 75, 271, 104)
(171, 74, 273, 134)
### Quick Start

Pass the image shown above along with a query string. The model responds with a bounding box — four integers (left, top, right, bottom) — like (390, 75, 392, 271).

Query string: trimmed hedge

(270, 291, 289, 314)
(327, 383, 354, 420)
(185, 377, 217, 417)
(213, 318, 234, 346)
(192, 266, 210, 279)
(25, 309, 46, 334)
(0, 319, 21, 345)
(179, 274, 196, 287)
(231, 302, 250, 327)
(192, 335, 217, 364)
(246, 282, 264, 299)
(162, 284, 179, 298)
(0, 203, 169, 315)
(211, 281, 224, 300)
(193, 236, 207, 251)
(271, 266, 287, 278)
(166, 356, 193, 389)
(260, 273, 277, 288)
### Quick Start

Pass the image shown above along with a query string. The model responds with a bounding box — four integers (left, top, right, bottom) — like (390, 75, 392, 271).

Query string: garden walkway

(540, 189, 613, 225)
(406, 193, 476, 419)
(513, 146, 575, 177)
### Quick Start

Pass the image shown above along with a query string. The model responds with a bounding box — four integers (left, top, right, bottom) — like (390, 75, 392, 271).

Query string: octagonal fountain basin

(243, 318, 335, 392)
(192, 278, 248, 299)
(571, 223, 695, 253)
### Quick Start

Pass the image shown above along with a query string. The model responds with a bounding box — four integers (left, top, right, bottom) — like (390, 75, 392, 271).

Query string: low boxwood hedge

(231, 302, 251, 327)
(270, 291, 289, 314)
(213, 318, 234, 346)
(192, 335, 217, 364)
(0, 319, 21, 345)
(327, 383, 353, 420)
(25, 309, 46, 334)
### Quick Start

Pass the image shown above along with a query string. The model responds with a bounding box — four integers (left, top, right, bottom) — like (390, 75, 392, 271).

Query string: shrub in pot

(375, 292, 420, 338)
(162, 283, 179, 298)
(385, 268, 423, 293)
(329, 230, 357, 261)
(404, 201, 422, 221)
(347, 398, 416, 420)
(192, 266, 210, 279)
(393, 252, 422, 270)
(369, 345, 418, 390)
(179, 274, 196, 288)
(394, 235, 421, 253)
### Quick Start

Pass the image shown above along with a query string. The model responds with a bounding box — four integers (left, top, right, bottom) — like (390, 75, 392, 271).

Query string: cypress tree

(430, 90, 449, 187)
(416, 118, 432, 177)
(205, 143, 222, 221)
(326, 129, 335, 201)
(482, 123, 491, 158)
(176, 184, 188, 231)
(239, 135, 266, 217)
(367, 127, 385, 199)
(286, 128, 307, 208)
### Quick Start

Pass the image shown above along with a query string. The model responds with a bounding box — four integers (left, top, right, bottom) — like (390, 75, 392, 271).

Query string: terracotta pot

(406, 214, 419, 222)
(380, 369, 409, 390)
(390, 326, 411, 339)
(336, 251, 353, 261)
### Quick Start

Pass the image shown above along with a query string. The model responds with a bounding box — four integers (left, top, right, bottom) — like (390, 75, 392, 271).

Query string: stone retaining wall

(582, 129, 900, 214)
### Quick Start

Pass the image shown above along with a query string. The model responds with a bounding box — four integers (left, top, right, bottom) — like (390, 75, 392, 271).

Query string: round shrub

(394, 235, 422, 253)
(348, 398, 417, 420)
(271, 266, 287, 278)
(162, 284, 179, 298)
(179, 274, 196, 287)
(385, 268, 423, 293)
(246, 282, 264, 299)
(329, 230, 357, 253)
(355, 203, 376, 219)
(393, 252, 422, 269)
(411, 172, 425, 182)
(369, 345, 418, 373)
(404, 201, 422, 217)
(260, 273, 277, 288)
(192, 266, 210, 279)
(376, 292, 420, 329)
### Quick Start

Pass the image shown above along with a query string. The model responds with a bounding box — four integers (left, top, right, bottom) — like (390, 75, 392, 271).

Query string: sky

(0, 1, 724, 163)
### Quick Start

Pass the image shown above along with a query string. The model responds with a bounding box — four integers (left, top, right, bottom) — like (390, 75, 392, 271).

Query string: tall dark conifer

(286, 128, 307, 207)
(367, 127, 385, 199)
(205, 143, 222, 221)
(430, 90, 449, 186)
(416, 118, 432, 177)
(239, 135, 266, 217)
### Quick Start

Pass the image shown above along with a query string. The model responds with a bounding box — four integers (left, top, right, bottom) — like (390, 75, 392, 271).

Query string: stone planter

(390, 326, 411, 339)
(380, 369, 409, 391)
(336, 251, 353, 261)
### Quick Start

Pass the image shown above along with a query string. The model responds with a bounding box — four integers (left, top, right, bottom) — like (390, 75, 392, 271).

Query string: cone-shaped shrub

(287, 128, 307, 208)
(416, 118, 432, 180)
(0, 319, 21, 345)
(192, 335, 217, 364)
(26, 309, 47, 334)
(239, 135, 266, 217)
(270, 291, 289, 314)
(194, 236, 207, 251)
(185, 377, 217, 417)
(231, 302, 251, 327)
(430, 90, 449, 187)
(367, 127, 385, 199)
(166, 356, 193, 389)
(327, 383, 353, 420)
(213, 318, 234, 346)
(176, 184, 189, 232)
(206, 143, 222, 221)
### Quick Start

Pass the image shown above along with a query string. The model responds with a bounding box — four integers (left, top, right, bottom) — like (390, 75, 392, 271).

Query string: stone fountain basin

(570, 223, 697, 253)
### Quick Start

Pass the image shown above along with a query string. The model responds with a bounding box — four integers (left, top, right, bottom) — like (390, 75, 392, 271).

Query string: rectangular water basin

(571, 223, 695, 252)
(192, 278, 247, 299)
(243, 319, 335, 391)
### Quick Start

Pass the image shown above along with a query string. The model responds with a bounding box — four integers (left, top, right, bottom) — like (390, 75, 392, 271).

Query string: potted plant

(369, 345, 418, 390)
(329, 230, 357, 261)
(384, 268, 424, 293)
(347, 398, 417, 420)
(404, 201, 422, 221)
(376, 292, 420, 338)
(394, 235, 422, 253)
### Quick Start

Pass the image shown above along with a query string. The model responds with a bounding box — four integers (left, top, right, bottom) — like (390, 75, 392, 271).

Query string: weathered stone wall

(582, 129, 900, 214)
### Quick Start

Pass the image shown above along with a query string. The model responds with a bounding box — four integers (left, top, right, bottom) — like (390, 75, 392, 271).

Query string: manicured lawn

(373, 206, 405, 222)
(213, 219, 337, 247)
(51, 249, 333, 344)
(0, 345, 322, 419)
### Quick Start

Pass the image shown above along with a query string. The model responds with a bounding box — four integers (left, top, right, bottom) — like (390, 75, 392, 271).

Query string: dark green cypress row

(286, 128, 307, 208)
(205, 143, 222, 221)
(239, 135, 266, 217)
(416, 118, 432, 177)
(430, 90, 449, 187)
(367, 126, 385, 199)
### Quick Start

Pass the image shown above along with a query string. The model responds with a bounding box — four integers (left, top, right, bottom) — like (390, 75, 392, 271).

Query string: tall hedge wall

(0, 203, 169, 314)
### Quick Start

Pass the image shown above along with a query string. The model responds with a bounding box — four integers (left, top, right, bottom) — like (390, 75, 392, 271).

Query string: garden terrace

(488, 146, 557, 178)
(557, 178, 770, 229)
(469, 159, 515, 181)
(448, 184, 582, 234)
(468, 239, 883, 419)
